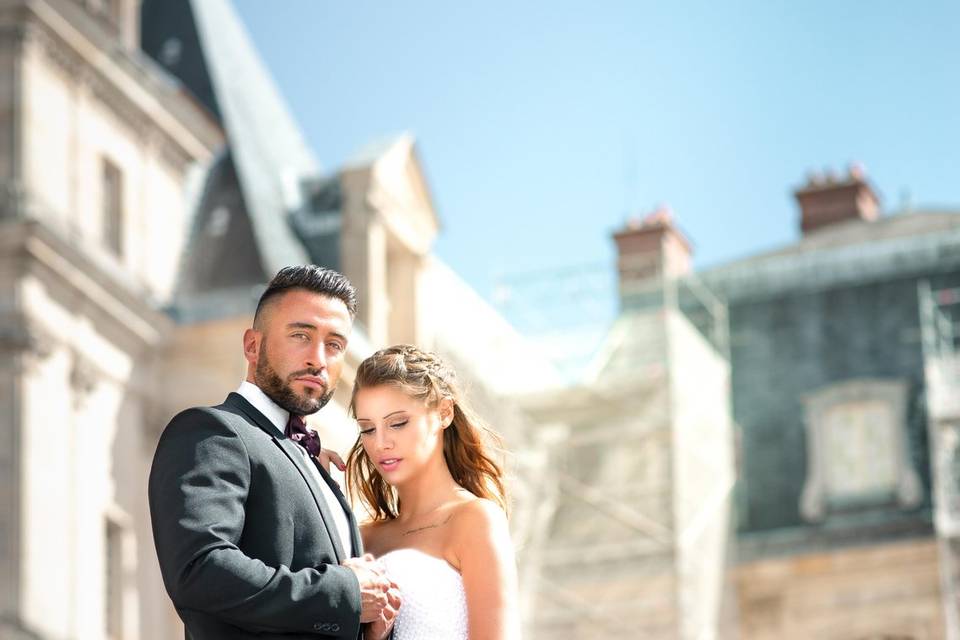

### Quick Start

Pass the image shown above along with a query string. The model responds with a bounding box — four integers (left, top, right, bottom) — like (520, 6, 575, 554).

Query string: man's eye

(292, 333, 308, 341)
(328, 341, 344, 352)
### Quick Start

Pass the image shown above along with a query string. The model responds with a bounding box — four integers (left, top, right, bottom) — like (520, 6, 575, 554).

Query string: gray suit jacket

(149, 392, 364, 639)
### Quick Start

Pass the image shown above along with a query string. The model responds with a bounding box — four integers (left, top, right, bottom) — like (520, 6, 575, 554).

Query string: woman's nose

(374, 429, 392, 451)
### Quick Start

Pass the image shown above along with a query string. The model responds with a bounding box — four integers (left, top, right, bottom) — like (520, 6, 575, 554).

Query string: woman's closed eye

(357, 419, 407, 435)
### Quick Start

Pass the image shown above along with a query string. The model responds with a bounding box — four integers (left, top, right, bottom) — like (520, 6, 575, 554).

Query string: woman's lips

(378, 458, 401, 472)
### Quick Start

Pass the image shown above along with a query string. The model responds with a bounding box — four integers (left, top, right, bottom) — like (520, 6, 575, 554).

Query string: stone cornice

(1, 215, 174, 350)
(0, 313, 54, 358)
(0, 309, 135, 399)
(0, 0, 222, 172)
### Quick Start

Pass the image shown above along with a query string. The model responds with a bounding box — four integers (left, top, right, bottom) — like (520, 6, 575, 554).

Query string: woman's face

(354, 384, 449, 486)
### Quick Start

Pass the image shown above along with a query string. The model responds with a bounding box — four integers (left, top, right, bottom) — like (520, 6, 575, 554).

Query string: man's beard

(254, 342, 333, 416)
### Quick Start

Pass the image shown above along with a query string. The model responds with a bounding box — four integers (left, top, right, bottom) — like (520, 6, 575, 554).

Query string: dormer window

(800, 378, 921, 520)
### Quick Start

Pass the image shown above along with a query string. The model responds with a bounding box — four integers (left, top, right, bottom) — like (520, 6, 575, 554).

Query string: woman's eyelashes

(357, 418, 408, 435)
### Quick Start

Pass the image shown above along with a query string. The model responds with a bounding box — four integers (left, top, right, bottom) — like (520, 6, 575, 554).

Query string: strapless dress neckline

(379, 548, 468, 640)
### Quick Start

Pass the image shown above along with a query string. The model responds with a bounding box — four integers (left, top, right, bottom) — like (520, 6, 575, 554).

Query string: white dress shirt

(236, 381, 353, 556)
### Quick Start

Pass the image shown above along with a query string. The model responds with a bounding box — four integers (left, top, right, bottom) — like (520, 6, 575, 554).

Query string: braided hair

(345, 344, 507, 521)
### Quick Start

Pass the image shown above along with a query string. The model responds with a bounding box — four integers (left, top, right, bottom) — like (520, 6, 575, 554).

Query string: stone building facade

(518, 168, 960, 639)
(0, 1, 222, 638)
(700, 170, 960, 639)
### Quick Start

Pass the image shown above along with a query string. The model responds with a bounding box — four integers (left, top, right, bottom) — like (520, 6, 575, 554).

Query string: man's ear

(242, 328, 261, 367)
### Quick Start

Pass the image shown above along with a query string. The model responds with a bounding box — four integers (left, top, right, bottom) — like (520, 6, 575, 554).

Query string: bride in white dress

(344, 345, 520, 640)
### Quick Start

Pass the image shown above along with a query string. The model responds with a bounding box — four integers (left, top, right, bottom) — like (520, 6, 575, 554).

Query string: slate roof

(142, 0, 316, 320)
(699, 209, 960, 302)
(700, 210, 960, 275)
(716, 209, 960, 267)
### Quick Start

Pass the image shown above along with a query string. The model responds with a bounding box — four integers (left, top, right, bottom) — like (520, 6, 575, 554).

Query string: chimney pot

(613, 205, 692, 303)
(848, 161, 866, 180)
(795, 164, 880, 234)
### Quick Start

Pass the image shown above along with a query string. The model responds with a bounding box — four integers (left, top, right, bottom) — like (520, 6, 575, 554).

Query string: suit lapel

(275, 438, 348, 561)
(225, 393, 348, 562)
(312, 458, 363, 557)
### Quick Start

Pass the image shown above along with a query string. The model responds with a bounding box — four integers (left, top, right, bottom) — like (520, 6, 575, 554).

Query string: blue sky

(233, 0, 959, 330)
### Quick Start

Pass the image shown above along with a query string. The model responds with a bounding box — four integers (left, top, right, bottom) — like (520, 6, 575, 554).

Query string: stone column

(0, 316, 53, 638)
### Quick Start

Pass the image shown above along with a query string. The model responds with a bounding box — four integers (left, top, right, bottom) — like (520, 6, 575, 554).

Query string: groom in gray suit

(149, 266, 399, 639)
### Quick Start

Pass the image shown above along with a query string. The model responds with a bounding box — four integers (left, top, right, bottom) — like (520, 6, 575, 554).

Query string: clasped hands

(343, 554, 401, 640)
(319, 450, 400, 638)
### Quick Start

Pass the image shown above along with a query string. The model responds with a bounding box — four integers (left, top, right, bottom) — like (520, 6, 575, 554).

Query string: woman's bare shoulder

(446, 496, 515, 583)
(451, 495, 504, 517)
(449, 497, 509, 543)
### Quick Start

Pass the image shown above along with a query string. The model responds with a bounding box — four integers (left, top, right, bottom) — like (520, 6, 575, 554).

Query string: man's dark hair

(254, 265, 358, 326)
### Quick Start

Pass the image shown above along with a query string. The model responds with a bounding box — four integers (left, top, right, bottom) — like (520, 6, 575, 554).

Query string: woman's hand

(315, 448, 346, 473)
(363, 585, 401, 640)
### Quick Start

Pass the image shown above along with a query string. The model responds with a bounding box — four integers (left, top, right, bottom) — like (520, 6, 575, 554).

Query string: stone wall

(735, 538, 944, 639)
(16, 5, 215, 303)
(668, 310, 735, 639)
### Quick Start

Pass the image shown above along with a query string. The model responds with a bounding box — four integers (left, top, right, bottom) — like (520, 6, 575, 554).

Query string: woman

(345, 345, 520, 640)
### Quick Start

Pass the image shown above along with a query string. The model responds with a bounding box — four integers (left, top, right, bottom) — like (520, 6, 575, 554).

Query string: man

(149, 266, 399, 639)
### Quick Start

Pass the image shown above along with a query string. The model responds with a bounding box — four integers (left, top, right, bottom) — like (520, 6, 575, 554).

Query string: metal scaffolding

(505, 269, 734, 639)
(919, 280, 960, 639)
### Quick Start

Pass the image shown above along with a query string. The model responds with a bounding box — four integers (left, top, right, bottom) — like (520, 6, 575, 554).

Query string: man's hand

(342, 554, 395, 623)
(364, 581, 401, 640)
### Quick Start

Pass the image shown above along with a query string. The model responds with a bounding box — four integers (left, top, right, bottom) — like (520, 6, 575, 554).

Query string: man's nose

(304, 341, 327, 370)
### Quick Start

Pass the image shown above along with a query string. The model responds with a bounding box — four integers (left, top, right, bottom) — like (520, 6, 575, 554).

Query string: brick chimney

(613, 206, 692, 293)
(794, 163, 880, 234)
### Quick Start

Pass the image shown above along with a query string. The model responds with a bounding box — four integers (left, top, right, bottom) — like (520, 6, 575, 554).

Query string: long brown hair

(346, 344, 507, 521)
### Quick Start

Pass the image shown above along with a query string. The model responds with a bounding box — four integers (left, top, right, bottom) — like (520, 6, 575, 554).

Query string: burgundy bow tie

(285, 414, 321, 458)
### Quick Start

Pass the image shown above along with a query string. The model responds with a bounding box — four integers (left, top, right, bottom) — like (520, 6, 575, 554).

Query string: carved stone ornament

(0, 316, 57, 371)
(0, 179, 30, 220)
(22, 19, 84, 80)
(69, 350, 99, 403)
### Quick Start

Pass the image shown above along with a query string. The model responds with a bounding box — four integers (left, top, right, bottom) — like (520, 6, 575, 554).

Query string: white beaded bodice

(380, 548, 468, 640)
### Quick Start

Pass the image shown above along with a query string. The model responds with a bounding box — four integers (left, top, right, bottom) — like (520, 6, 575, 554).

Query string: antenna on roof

(623, 132, 639, 223)
(899, 187, 913, 215)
